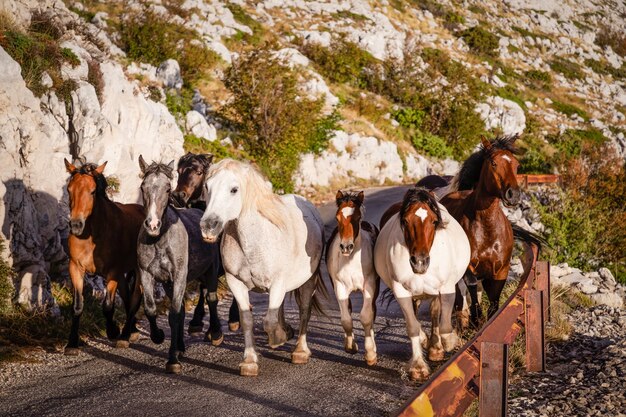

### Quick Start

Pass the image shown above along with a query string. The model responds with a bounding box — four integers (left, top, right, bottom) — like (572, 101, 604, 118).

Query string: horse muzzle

(144, 218, 162, 237)
(171, 190, 188, 208)
(502, 187, 521, 208)
(201, 217, 222, 243)
(339, 241, 355, 256)
(410, 255, 430, 274)
(69, 218, 85, 236)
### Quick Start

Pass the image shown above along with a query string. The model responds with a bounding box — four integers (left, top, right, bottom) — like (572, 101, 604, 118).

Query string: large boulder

(475, 96, 526, 136)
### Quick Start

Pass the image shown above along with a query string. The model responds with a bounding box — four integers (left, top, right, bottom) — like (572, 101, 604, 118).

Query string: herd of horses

(62, 134, 542, 380)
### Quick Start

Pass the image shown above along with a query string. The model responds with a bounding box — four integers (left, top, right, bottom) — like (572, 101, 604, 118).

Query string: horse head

(139, 155, 175, 237)
(172, 152, 213, 208)
(65, 158, 108, 236)
(334, 190, 364, 256)
(479, 135, 521, 207)
(399, 187, 443, 274)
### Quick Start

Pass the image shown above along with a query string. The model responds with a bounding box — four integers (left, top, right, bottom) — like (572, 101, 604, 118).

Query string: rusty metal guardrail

(516, 174, 560, 187)
(396, 241, 549, 417)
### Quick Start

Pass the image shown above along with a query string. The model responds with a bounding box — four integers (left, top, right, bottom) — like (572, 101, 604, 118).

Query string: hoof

(239, 362, 259, 377)
(408, 367, 430, 381)
(106, 326, 120, 340)
(188, 324, 204, 335)
(129, 332, 140, 343)
(64, 346, 80, 356)
(365, 353, 377, 366)
(208, 333, 224, 347)
(291, 350, 310, 365)
(428, 348, 445, 362)
(115, 339, 130, 349)
(344, 340, 358, 354)
(150, 328, 165, 345)
(228, 322, 240, 332)
(285, 325, 295, 341)
(166, 362, 182, 374)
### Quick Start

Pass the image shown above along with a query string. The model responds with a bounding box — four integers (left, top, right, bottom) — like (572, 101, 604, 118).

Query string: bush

(584, 58, 626, 79)
(223, 47, 332, 192)
(595, 25, 626, 57)
(391, 108, 425, 129)
(184, 135, 246, 161)
(225, 3, 265, 46)
(458, 25, 500, 57)
(550, 128, 606, 161)
(523, 69, 552, 90)
(0, 239, 14, 316)
(550, 100, 589, 120)
(87, 60, 104, 103)
(534, 143, 626, 283)
(165, 87, 194, 121)
(518, 148, 552, 173)
(119, 9, 219, 84)
(549, 58, 584, 80)
(411, 130, 453, 159)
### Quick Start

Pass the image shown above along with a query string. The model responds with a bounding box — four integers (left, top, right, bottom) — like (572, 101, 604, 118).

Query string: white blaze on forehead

(341, 207, 355, 218)
(414, 207, 428, 221)
(148, 202, 159, 228)
(502, 155, 512, 163)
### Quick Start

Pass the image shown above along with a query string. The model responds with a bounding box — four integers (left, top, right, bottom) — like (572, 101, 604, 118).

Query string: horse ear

(167, 160, 175, 170)
(64, 158, 77, 173)
(203, 154, 214, 165)
(138, 155, 148, 174)
(480, 135, 491, 150)
(357, 191, 365, 204)
(95, 161, 107, 175)
(335, 190, 344, 201)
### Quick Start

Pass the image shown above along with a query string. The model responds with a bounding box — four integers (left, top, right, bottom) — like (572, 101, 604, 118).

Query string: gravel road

(1, 186, 422, 417)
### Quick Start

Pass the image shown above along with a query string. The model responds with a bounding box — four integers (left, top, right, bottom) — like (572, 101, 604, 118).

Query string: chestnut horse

(64, 160, 144, 354)
(326, 190, 379, 366)
(170, 152, 240, 334)
(374, 187, 470, 380)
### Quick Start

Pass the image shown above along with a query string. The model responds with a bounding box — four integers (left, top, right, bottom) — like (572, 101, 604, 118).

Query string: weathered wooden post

(524, 289, 545, 372)
(535, 261, 550, 321)
(479, 342, 509, 417)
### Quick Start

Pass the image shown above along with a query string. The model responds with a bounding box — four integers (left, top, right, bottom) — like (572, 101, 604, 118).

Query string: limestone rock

(156, 59, 183, 90)
(475, 96, 526, 136)
(186, 110, 217, 142)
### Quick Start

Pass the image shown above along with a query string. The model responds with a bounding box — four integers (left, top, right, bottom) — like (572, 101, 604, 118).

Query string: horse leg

(428, 296, 444, 361)
(394, 285, 429, 380)
(228, 297, 240, 332)
(264, 283, 289, 349)
(483, 277, 507, 319)
(227, 274, 258, 376)
(292, 272, 319, 365)
(205, 275, 224, 346)
(102, 276, 120, 340)
(165, 274, 186, 373)
(439, 292, 459, 352)
(335, 282, 357, 354)
(140, 270, 165, 345)
(188, 283, 206, 335)
(465, 273, 482, 327)
(65, 260, 84, 355)
(117, 271, 142, 348)
(361, 278, 377, 366)
(454, 279, 470, 331)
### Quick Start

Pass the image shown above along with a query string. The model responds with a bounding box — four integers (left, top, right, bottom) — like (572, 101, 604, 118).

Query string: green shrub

(584, 58, 626, 79)
(223, 47, 331, 192)
(411, 130, 453, 158)
(119, 9, 219, 84)
(307, 111, 342, 154)
(595, 25, 626, 57)
(184, 135, 246, 161)
(511, 26, 550, 40)
(225, 3, 265, 45)
(550, 100, 589, 120)
(391, 108, 425, 129)
(549, 58, 584, 80)
(87, 60, 105, 103)
(165, 87, 194, 120)
(550, 128, 606, 160)
(0, 239, 13, 316)
(299, 38, 377, 88)
(496, 85, 527, 109)
(523, 69, 552, 90)
(518, 148, 552, 173)
(459, 25, 500, 57)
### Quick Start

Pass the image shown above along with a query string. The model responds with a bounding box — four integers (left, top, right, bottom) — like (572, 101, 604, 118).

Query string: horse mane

(399, 187, 443, 229)
(450, 135, 520, 191)
(335, 191, 366, 216)
(71, 163, 109, 200)
(208, 159, 286, 230)
(177, 152, 212, 172)
(141, 162, 174, 180)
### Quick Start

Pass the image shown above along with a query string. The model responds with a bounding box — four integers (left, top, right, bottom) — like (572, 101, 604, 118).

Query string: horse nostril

(410, 256, 417, 265)
(209, 219, 218, 230)
(347, 244, 354, 252)
(180, 191, 187, 199)
(339, 243, 345, 251)
(155, 220, 161, 229)
(144, 219, 150, 228)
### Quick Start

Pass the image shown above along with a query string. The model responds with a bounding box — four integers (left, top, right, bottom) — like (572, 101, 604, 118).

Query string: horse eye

(231, 187, 238, 194)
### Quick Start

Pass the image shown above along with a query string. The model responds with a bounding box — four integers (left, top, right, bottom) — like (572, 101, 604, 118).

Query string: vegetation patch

(550, 100, 588, 120)
(511, 26, 550, 40)
(549, 57, 584, 80)
(595, 25, 626, 57)
(458, 25, 500, 57)
(584, 58, 626, 79)
(225, 3, 265, 46)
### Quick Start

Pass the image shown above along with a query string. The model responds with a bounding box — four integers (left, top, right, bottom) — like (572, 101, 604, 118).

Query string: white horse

(374, 187, 470, 380)
(199, 159, 325, 377)
(326, 191, 380, 366)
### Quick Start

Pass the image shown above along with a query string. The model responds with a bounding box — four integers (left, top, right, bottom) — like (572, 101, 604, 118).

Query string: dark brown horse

(170, 152, 240, 334)
(438, 135, 522, 325)
(64, 159, 144, 354)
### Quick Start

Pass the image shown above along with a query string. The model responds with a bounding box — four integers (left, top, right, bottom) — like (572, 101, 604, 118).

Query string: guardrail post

(524, 289, 545, 372)
(535, 261, 550, 322)
(479, 342, 508, 417)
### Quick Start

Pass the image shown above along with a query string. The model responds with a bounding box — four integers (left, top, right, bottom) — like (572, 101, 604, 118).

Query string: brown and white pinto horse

(64, 160, 144, 354)
(326, 191, 380, 366)
(438, 135, 522, 326)
(170, 152, 240, 334)
(375, 188, 470, 380)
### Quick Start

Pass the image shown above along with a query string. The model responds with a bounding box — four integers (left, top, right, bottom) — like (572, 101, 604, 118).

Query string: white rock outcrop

(475, 97, 526, 136)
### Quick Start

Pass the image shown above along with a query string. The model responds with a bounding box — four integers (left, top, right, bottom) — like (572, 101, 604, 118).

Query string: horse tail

(294, 266, 329, 317)
(380, 286, 396, 308)
(511, 224, 548, 251)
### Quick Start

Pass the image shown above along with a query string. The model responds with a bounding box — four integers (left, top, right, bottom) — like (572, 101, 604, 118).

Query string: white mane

(208, 159, 286, 230)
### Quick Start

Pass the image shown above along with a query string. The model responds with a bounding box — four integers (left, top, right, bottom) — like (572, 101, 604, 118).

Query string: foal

(137, 157, 224, 373)
(64, 160, 144, 354)
(170, 152, 240, 334)
(374, 188, 470, 380)
(326, 191, 379, 366)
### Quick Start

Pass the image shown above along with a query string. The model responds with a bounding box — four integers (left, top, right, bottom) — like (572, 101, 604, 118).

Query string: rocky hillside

(1, 0, 625, 309)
